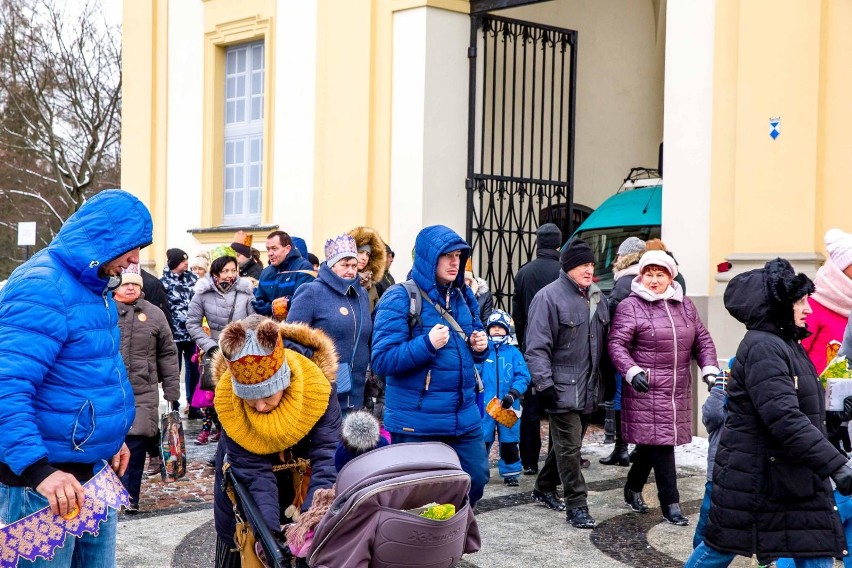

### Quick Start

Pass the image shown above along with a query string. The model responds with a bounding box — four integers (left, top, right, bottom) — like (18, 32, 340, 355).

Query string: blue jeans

(392, 429, 490, 506)
(686, 541, 833, 568)
(693, 481, 713, 549)
(0, 481, 118, 567)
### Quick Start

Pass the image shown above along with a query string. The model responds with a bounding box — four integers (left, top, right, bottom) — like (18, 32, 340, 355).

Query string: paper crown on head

(231, 231, 253, 257)
(121, 263, 143, 287)
(210, 244, 238, 263)
(325, 234, 358, 267)
(226, 331, 290, 400)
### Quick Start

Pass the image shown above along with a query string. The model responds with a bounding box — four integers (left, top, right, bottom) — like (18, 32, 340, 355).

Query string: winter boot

(194, 430, 210, 445)
(662, 503, 689, 526)
(624, 487, 649, 513)
(209, 428, 221, 443)
(599, 411, 630, 466)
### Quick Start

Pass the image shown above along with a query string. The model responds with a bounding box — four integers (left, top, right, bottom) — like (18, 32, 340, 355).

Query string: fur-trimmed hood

(212, 320, 339, 384)
(349, 226, 386, 283)
(613, 251, 643, 273)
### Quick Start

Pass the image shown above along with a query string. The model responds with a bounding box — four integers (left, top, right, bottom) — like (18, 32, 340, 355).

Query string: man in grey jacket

(525, 237, 609, 529)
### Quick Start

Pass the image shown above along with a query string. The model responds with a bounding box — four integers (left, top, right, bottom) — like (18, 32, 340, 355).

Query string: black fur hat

(763, 258, 815, 339)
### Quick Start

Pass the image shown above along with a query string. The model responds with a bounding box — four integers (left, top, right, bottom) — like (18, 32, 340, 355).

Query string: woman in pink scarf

(802, 228, 852, 373)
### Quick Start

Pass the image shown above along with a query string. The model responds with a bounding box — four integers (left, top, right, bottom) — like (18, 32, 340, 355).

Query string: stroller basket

(309, 442, 480, 568)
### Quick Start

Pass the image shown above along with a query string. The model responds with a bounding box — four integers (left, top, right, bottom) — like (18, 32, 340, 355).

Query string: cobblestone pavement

(115, 419, 836, 567)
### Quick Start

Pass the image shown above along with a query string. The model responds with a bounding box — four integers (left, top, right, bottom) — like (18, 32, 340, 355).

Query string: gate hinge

(468, 46, 476, 58)
(465, 178, 474, 190)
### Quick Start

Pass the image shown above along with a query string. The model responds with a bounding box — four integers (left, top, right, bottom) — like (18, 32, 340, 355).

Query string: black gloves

(832, 463, 852, 496)
(537, 386, 557, 411)
(631, 371, 649, 393)
(501, 389, 521, 409)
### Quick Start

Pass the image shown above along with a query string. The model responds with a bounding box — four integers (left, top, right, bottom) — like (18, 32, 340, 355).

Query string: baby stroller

(308, 442, 480, 568)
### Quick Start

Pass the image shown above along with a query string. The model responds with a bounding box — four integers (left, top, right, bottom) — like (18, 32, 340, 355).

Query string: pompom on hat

(231, 230, 253, 258)
(324, 234, 358, 267)
(120, 263, 143, 287)
(825, 228, 852, 271)
(334, 411, 390, 472)
(638, 250, 679, 279)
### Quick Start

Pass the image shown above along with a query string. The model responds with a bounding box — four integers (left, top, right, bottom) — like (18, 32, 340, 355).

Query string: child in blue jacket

(478, 310, 531, 486)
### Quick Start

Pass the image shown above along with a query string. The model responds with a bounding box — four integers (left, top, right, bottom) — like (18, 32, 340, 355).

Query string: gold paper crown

(227, 333, 286, 386)
(233, 230, 253, 248)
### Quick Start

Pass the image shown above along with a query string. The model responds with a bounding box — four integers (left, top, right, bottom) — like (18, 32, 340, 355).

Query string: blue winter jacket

(252, 247, 316, 316)
(0, 190, 153, 486)
(287, 262, 373, 412)
(478, 340, 531, 443)
(371, 225, 486, 436)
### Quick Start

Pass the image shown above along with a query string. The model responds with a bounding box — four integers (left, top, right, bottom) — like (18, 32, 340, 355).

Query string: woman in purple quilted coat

(608, 250, 719, 526)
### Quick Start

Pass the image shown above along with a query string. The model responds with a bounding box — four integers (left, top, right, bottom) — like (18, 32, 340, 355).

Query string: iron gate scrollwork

(466, 15, 578, 312)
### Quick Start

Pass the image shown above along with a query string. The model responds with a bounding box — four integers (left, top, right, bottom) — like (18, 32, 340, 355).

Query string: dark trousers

(119, 434, 157, 506)
(535, 411, 589, 509)
(176, 340, 199, 407)
(626, 444, 679, 507)
(519, 385, 542, 470)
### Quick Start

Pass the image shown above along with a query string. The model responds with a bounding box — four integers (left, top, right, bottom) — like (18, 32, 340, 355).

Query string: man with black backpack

(371, 225, 491, 506)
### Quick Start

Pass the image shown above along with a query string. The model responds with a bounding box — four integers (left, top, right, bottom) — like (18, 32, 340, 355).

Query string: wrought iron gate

(466, 15, 578, 311)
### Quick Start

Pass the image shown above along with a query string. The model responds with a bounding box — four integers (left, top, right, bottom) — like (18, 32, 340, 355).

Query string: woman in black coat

(686, 258, 852, 567)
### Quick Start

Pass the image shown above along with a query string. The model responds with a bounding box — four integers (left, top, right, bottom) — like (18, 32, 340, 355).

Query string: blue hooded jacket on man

(371, 225, 486, 437)
(0, 189, 153, 487)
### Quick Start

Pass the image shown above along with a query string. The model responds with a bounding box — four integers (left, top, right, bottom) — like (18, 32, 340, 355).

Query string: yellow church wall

(711, 0, 852, 266)
(121, 0, 168, 269)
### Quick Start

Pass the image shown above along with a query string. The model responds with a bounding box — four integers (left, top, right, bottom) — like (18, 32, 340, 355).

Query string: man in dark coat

(525, 238, 609, 529)
(686, 258, 852, 566)
(253, 230, 316, 321)
(513, 223, 562, 475)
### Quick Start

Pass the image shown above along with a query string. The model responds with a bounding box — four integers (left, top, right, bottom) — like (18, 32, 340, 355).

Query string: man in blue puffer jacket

(371, 225, 491, 505)
(0, 189, 153, 566)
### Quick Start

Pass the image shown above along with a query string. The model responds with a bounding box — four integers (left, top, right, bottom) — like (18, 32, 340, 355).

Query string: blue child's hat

(486, 309, 513, 335)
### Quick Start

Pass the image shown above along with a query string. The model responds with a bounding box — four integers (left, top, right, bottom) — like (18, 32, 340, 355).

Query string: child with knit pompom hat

(211, 314, 341, 567)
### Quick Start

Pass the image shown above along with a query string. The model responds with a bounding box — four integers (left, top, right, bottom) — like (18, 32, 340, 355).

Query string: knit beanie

(560, 238, 595, 272)
(191, 252, 210, 272)
(825, 228, 852, 271)
(638, 250, 679, 279)
(166, 248, 188, 270)
(231, 230, 253, 258)
(221, 323, 291, 400)
(536, 223, 563, 249)
(334, 411, 390, 472)
(120, 263, 143, 287)
(485, 309, 513, 335)
(324, 234, 358, 267)
(618, 236, 646, 257)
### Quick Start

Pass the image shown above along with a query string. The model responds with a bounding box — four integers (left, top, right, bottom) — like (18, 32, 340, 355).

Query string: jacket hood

(291, 236, 309, 258)
(724, 258, 814, 340)
(317, 261, 360, 296)
(46, 189, 153, 294)
(613, 251, 644, 273)
(194, 275, 254, 296)
(411, 225, 470, 294)
(348, 226, 386, 283)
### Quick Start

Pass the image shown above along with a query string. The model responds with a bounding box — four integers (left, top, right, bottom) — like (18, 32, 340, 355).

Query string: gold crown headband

(226, 332, 286, 386)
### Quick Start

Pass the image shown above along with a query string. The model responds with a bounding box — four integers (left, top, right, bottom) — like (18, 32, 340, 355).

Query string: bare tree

(0, 0, 121, 276)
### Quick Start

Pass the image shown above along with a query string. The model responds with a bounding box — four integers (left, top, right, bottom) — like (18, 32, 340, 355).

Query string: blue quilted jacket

(371, 225, 486, 437)
(0, 190, 153, 484)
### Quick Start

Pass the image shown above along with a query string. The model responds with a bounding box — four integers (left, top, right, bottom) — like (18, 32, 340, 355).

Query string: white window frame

(223, 41, 264, 225)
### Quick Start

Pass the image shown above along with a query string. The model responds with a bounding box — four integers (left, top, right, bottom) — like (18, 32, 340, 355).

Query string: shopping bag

(159, 411, 187, 482)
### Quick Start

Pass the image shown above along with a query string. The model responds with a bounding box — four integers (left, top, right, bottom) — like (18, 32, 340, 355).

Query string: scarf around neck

(215, 349, 331, 455)
(812, 259, 852, 317)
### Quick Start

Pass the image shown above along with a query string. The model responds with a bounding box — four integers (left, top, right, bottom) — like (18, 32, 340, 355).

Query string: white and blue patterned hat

(325, 234, 358, 267)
